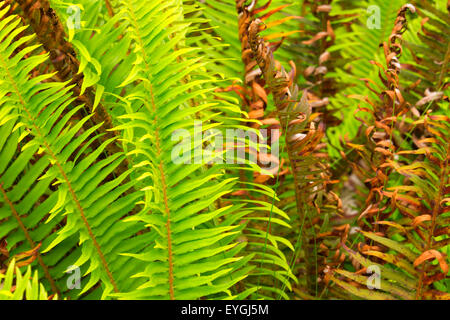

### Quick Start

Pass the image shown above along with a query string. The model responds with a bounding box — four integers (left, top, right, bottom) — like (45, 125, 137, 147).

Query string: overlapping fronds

(0, 0, 448, 301)
(324, 0, 407, 161)
(0, 7, 149, 299)
(0, 259, 58, 300)
(247, 14, 348, 297)
(328, 4, 449, 300)
(99, 0, 290, 300)
(178, 0, 298, 299)
(401, 0, 449, 104)
(288, 0, 361, 127)
(13, 0, 127, 164)
(342, 4, 416, 231)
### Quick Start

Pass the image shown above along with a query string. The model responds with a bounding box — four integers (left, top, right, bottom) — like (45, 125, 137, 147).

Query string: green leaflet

(0, 259, 59, 300)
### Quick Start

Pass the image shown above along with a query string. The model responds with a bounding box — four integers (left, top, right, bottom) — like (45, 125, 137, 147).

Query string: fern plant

(0, 259, 59, 300)
(0, 0, 448, 301)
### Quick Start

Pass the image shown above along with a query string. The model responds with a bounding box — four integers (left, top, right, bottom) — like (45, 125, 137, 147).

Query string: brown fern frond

(247, 14, 346, 295)
(402, 0, 450, 103)
(331, 4, 449, 300)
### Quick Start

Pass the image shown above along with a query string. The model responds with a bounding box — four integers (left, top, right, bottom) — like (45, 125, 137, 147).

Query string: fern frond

(100, 0, 253, 300)
(188, 0, 299, 299)
(401, 0, 449, 105)
(0, 9, 148, 299)
(329, 4, 449, 300)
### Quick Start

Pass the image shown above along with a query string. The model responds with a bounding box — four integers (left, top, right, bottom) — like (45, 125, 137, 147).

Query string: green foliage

(0, 259, 58, 300)
(0, 0, 448, 300)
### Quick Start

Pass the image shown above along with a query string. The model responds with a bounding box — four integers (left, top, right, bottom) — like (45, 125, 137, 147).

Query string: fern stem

(285, 137, 315, 293)
(416, 142, 449, 299)
(159, 160, 175, 300)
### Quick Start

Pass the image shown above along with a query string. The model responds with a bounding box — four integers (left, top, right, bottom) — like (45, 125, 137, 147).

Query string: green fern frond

(0, 9, 148, 299)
